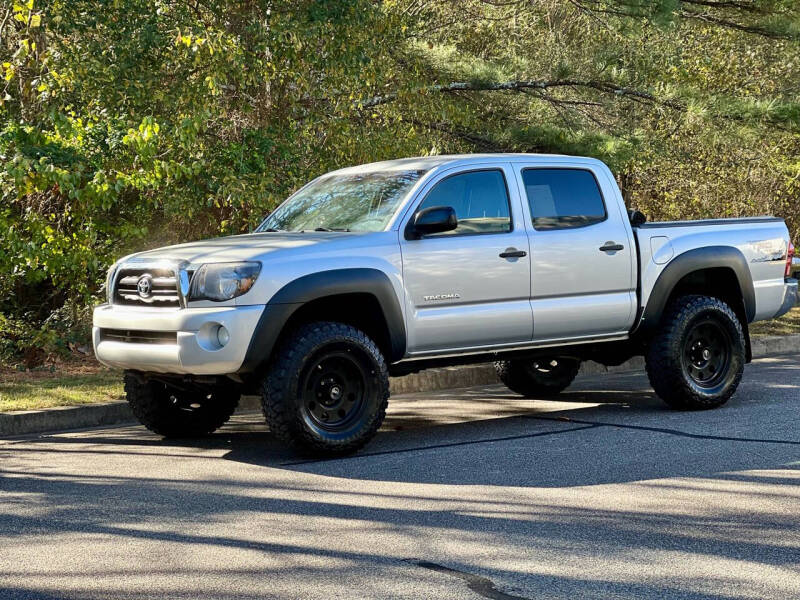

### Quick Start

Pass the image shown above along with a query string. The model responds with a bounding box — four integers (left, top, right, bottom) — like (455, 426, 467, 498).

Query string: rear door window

(522, 168, 606, 230)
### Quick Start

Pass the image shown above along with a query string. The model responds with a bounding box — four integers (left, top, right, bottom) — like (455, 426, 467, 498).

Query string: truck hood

(128, 231, 358, 265)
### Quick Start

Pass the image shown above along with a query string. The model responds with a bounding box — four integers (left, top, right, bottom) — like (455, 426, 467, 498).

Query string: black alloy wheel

(494, 356, 581, 398)
(301, 347, 370, 432)
(682, 319, 732, 389)
(124, 374, 240, 437)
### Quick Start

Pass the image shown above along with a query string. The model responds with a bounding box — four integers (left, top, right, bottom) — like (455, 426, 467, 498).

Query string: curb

(0, 401, 135, 438)
(2, 334, 798, 437)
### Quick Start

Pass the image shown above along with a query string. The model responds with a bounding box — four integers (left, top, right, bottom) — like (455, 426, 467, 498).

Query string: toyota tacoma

(93, 154, 799, 455)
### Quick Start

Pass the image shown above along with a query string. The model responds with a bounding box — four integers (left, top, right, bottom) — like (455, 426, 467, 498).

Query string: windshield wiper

(314, 227, 351, 232)
(261, 228, 284, 232)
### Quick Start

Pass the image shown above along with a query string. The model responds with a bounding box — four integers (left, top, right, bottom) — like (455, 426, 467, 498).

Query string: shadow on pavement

(1, 358, 799, 599)
(4, 358, 799, 489)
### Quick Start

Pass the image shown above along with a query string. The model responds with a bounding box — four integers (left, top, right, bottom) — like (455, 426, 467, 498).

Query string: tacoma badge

(423, 293, 460, 301)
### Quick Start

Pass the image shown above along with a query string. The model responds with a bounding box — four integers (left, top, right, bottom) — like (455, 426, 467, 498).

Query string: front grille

(100, 328, 178, 345)
(113, 266, 181, 307)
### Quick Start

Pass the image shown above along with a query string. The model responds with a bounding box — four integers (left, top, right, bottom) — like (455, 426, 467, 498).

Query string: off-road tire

(261, 321, 390, 456)
(124, 374, 240, 437)
(494, 357, 581, 398)
(645, 294, 745, 410)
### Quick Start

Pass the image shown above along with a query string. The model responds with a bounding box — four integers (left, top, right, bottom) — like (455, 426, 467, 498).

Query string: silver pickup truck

(93, 154, 798, 455)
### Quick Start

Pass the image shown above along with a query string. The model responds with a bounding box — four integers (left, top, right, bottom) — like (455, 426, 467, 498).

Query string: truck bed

(634, 216, 791, 323)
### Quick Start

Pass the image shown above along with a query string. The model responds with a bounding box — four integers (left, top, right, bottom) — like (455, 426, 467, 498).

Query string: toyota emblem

(137, 274, 153, 298)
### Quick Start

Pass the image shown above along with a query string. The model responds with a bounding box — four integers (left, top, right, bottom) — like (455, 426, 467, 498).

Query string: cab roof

(330, 153, 607, 176)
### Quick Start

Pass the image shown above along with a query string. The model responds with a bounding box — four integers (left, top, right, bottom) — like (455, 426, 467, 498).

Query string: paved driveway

(2, 356, 799, 599)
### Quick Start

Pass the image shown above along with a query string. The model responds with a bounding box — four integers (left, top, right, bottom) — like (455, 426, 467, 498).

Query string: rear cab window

(522, 168, 607, 230)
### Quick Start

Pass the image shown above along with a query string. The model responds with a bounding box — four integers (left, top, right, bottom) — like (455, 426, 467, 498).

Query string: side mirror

(628, 209, 647, 227)
(407, 206, 458, 239)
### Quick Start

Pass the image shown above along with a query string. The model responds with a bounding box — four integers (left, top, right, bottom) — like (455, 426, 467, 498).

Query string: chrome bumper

(92, 303, 264, 375)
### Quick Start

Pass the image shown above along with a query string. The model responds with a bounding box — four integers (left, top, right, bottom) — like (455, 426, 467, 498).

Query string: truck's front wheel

(494, 357, 581, 398)
(261, 322, 389, 456)
(124, 374, 240, 437)
(645, 295, 745, 410)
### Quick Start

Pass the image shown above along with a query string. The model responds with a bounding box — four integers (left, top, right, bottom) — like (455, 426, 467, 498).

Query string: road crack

(407, 559, 531, 600)
(527, 415, 800, 445)
(280, 424, 598, 465)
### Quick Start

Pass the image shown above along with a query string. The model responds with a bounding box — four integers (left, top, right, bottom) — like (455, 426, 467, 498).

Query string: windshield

(257, 169, 427, 232)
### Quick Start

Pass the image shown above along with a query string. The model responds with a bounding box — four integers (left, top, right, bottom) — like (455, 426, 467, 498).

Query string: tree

(383, 0, 799, 234)
(1, 0, 798, 362)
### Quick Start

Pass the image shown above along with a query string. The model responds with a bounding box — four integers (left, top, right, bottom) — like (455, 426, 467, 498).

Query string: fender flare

(239, 268, 406, 374)
(638, 246, 756, 335)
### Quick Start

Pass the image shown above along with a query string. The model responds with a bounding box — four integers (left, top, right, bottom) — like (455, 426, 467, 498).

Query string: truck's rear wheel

(124, 374, 240, 437)
(645, 294, 745, 410)
(494, 357, 581, 398)
(261, 322, 389, 456)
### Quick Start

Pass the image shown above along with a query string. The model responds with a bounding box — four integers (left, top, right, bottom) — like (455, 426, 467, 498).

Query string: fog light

(216, 325, 230, 347)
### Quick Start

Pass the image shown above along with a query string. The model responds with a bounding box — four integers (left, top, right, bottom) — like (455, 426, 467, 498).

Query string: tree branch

(680, 9, 795, 39)
(358, 79, 684, 111)
(408, 119, 511, 152)
(570, 0, 794, 38)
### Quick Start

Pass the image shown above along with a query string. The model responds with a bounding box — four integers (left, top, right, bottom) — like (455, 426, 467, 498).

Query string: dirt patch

(0, 356, 114, 384)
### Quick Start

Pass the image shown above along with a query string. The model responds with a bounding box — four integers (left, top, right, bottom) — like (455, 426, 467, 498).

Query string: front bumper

(92, 304, 264, 375)
(773, 278, 798, 320)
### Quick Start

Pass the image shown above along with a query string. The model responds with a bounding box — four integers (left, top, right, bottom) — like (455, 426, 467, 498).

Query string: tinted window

(522, 169, 606, 230)
(418, 170, 511, 235)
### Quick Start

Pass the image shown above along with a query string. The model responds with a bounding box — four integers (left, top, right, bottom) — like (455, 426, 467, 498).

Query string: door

(400, 165, 532, 354)
(518, 166, 636, 342)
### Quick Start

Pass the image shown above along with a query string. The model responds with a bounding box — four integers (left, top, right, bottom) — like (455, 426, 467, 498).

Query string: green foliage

(0, 0, 421, 321)
(1, 0, 799, 365)
(0, 300, 92, 367)
(404, 0, 800, 237)
(0, 313, 60, 367)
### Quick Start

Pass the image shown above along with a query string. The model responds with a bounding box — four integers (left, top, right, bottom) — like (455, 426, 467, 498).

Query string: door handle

(599, 242, 624, 252)
(499, 248, 527, 259)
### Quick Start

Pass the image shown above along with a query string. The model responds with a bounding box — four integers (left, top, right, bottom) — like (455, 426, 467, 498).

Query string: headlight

(105, 263, 118, 304)
(188, 262, 261, 302)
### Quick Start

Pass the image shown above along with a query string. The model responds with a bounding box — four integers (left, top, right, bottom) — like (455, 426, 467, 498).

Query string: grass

(0, 368, 123, 413)
(0, 306, 798, 413)
(750, 306, 800, 337)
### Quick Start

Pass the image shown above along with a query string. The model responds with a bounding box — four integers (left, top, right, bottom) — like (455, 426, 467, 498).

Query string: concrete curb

(0, 401, 135, 438)
(2, 333, 798, 437)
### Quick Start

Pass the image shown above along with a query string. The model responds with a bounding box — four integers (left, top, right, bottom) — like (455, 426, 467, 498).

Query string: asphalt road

(1, 356, 799, 600)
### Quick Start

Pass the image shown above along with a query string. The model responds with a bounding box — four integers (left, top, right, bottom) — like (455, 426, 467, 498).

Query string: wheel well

(278, 293, 394, 360)
(666, 267, 746, 321)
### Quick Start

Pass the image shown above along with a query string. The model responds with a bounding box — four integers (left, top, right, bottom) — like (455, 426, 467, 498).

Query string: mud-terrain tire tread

(645, 294, 745, 410)
(124, 374, 239, 437)
(261, 321, 389, 456)
(494, 358, 581, 398)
